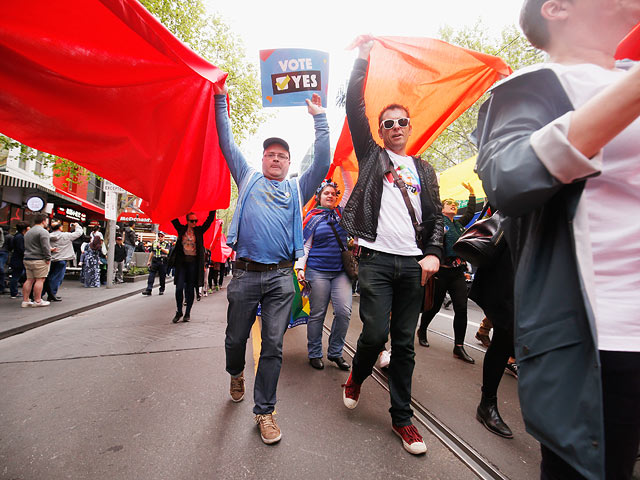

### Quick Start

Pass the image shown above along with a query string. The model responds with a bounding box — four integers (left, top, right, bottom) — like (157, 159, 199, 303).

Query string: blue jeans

(124, 244, 134, 265)
(351, 248, 424, 426)
(225, 267, 295, 415)
(0, 250, 8, 293)
(305, 268, 352, 359)
(48, 260, 67, 295)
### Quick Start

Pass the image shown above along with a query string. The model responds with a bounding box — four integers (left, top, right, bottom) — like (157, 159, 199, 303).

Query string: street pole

(106, 218, 116, 289)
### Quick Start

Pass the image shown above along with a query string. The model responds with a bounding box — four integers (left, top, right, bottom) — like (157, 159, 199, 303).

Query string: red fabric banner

(616, 22, 640, 60)
(0, 0, 230, 223)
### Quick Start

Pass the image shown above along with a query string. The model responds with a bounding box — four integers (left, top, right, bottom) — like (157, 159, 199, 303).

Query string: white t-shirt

(529, 62, 640, 352)
(358, 150, 423, 256)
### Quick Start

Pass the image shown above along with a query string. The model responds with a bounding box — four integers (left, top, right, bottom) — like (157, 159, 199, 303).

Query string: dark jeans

(0, 250, 7, 293)
(9, 263, 24, 297)
(540, 350, 640, 480)
(174, 260, 196, 315)
(482, 324, 514, 398)
(225, 267, 295, 415)
(146, 259, 167, 292)
(351, 249, 423, 426)
(418, 266, 468, 345)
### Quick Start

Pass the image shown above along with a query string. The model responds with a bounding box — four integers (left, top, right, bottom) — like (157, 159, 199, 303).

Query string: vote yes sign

(259, 48, 329, 108)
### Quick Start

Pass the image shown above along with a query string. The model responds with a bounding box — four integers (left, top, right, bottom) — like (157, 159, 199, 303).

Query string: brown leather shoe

(230, 373, 245, 402)
(255, 413, 282, 444)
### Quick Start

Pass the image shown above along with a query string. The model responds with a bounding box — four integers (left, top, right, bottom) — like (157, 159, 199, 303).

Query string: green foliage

(423, 23, 545, 172)
(139, 0, 265, 144)
(125, 266, 149, 276)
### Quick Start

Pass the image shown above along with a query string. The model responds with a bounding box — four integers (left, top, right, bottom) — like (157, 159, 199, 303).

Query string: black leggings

(418, 266, 468, 345)
(540, 350, 640, 480)
(174, 260, 197, 315)
(481, 325, 514, 398)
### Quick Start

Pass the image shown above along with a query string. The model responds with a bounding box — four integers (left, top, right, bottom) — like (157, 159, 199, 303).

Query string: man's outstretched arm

(213, 83, 251, 185)
(299, 93, 330, 202)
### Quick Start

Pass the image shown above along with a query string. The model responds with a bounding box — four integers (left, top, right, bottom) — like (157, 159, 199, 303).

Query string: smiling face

(318, 186, 337, 208)
(378, 107, 412, 155)
(442, 199, 458, 217)
(262, 144, 290, 181)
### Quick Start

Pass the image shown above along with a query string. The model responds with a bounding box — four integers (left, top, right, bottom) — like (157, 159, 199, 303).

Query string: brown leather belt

(234, 259, 293, 272)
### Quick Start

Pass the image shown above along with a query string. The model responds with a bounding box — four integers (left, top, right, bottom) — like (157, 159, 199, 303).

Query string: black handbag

(453, 204, 505, 268)
(328, 222, 358, 281)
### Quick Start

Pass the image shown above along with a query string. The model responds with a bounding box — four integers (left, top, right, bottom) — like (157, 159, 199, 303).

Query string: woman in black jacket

(168, 211, 215, 323)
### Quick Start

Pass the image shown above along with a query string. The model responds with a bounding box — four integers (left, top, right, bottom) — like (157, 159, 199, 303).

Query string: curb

(0, 279, 174, 341)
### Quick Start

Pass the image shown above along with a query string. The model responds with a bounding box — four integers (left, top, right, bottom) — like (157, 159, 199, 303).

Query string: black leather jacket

(341, 58, 444, 259)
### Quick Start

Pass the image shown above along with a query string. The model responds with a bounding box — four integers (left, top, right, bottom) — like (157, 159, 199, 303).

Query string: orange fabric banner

(307, 36, 511, 215)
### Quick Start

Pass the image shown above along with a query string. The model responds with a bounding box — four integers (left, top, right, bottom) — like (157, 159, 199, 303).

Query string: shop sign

(56, 206, 87, 222)
(118, 213, 152, 223)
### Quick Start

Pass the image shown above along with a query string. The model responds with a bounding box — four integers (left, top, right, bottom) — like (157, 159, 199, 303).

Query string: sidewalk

(0, 275, 170, 340)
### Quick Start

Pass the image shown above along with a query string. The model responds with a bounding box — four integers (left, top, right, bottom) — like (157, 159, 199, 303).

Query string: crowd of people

(1, 0, 638, 477)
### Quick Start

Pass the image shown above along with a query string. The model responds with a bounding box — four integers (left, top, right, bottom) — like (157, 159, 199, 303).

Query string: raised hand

(305, 93, 325, 116)
(356, 35, 375, 60)
(213, 81, 228, 96)
(462, 181, 475, 195)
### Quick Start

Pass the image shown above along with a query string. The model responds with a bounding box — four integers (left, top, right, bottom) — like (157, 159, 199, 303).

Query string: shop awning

(53, 187, 105, 215)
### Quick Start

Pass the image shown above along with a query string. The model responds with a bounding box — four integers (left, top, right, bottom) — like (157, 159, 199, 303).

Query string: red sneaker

(342, 373, 361, 409)
(392, 424, 427, 454)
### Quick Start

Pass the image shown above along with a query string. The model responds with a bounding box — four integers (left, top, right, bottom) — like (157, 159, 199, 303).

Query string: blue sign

(259, 48, 329, 108)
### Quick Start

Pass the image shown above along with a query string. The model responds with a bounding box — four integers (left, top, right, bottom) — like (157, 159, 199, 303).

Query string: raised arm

(458, 183, 476, 227)
(213, 83, 251, 185)
(346, 39, 377, 162)
(299, 93, 331, 202)
(201, 210, 217, 233)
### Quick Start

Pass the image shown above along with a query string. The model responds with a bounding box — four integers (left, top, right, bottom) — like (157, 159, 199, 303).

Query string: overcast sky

(203, 0, 526, 173)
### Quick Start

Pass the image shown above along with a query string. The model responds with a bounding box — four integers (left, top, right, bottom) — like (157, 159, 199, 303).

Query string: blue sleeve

(299, 113, 331, 202)
(214, 95, 251, 185)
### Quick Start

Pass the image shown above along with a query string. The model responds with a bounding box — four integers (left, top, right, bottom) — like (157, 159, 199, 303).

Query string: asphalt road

(1, 284, 637, 480)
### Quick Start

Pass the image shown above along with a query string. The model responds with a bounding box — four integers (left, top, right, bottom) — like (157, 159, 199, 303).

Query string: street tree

(423, 23, 545, 172)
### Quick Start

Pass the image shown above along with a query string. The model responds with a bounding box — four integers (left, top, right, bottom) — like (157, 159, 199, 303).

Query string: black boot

(476, 394, 513, 438)
(453, 345, 475, 364)
(417, 328, 429, 347)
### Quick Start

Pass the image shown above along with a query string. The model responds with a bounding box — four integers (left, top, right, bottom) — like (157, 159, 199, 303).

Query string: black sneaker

(158, 290, 164, 295)
(142, 290, 151, 296)
(172, 312, 183, 323)
(183, 314, 190, 322)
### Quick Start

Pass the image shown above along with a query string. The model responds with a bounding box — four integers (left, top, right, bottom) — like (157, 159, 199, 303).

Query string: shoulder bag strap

(328, 221, 347, 252)
(379, 149, 422, 247)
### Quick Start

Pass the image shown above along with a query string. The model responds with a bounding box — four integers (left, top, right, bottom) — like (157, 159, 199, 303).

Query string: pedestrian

(0, 226, 10, 295)
(467, 236, 516, 439)
(475, 0, 640, 477)
(8, 222, 28, 299)
(47, 221, 83, 301)
(416, 183, 476, 364)
(294, 179, 352, 372)
(113, 235, 126, 283)
(123, 221, 136, 266)
(167, 211, 216, 322)
(339, 39, 443, 455)
(213, 81, 330, 445)
(22, 213, 52, 307)
(141, 231, 169, 296)
(216, 261, 225, 290)
(82, 233, 102, 288)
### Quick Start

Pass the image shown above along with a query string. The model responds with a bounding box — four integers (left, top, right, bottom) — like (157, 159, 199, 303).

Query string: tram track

(331, 324, 509, 480)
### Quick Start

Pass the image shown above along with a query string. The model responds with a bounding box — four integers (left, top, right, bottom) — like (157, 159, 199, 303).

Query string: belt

(234, 259, 293, 272)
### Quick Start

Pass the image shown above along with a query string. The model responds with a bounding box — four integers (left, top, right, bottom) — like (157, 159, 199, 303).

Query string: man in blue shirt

(213, 83, 330, 445)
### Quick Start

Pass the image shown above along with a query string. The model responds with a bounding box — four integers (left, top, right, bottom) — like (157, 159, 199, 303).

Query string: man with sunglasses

(167, 211, 216, 323)
(340, 38, 443, 455)
(213, 83, 330, 445)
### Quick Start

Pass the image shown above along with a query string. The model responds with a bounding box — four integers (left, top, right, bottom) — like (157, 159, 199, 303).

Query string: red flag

(616, 22, 640, 60)
(0, 0, 230, 222)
